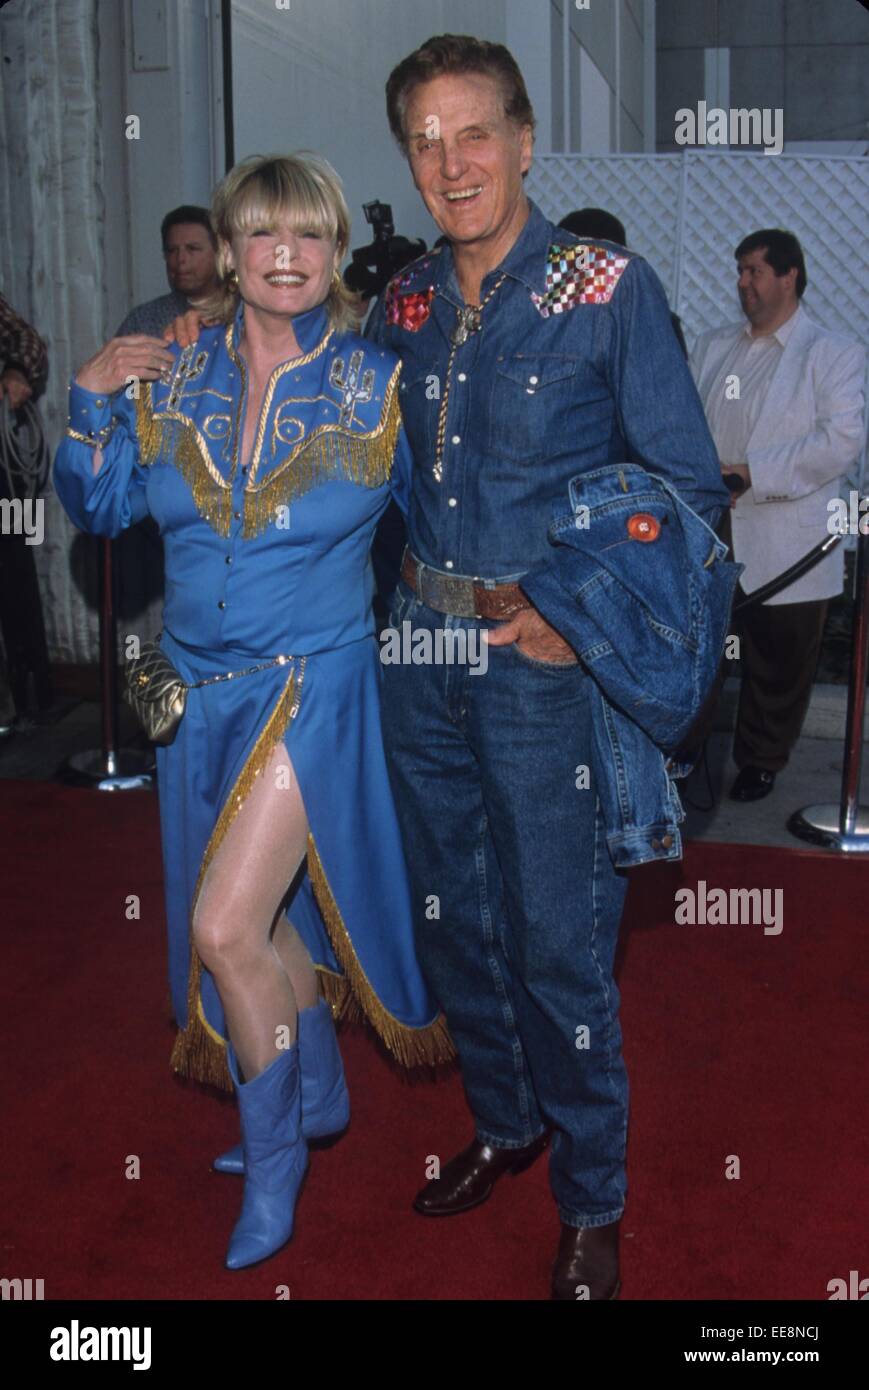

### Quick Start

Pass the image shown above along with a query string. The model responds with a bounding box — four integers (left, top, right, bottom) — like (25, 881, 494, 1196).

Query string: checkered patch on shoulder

(530, 243, 631, 317)
(383, 284, 434, 332)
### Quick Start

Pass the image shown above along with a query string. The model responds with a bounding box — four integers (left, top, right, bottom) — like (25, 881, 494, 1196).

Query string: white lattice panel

(526, 151, 869, 352)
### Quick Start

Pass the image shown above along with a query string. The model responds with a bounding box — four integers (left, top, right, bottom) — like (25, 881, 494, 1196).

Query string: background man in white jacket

(691, 229, 867, 802)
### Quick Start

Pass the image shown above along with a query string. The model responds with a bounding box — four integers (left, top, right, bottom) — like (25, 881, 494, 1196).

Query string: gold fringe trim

(315, 965, 359, 1024)
(241, 363, 403, 537)
(135, 385, 235, 537)
(306, 836, 455, 1068)
(169, 668, 301, 1092)
(134, 359, 402, 541)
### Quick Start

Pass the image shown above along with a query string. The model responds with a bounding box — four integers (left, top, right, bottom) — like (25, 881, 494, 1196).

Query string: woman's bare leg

(193, 744, 317, 1081)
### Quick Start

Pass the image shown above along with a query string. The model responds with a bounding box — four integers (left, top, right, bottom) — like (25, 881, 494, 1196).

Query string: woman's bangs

(230, 163, 338, 242)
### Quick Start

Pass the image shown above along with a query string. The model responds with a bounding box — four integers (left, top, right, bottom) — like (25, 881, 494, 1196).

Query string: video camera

(344, 200, 427, 302)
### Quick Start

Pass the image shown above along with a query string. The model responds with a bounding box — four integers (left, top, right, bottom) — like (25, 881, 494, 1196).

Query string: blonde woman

(54, 154, 451, 1269)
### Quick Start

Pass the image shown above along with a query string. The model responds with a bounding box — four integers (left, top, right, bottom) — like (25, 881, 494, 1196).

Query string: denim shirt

(366, 199, 728, 580)
(367, 201, 731, 868)
(522, 464, 741, 867)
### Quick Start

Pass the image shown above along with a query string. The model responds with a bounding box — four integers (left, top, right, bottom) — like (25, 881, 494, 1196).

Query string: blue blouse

(57, 300, 413, 656)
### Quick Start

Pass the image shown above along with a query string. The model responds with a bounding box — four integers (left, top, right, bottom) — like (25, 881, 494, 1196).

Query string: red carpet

(2, 779, 867, 1300)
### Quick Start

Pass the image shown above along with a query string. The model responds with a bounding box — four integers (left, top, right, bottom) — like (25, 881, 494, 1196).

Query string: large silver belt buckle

(418, 566, 478, 619)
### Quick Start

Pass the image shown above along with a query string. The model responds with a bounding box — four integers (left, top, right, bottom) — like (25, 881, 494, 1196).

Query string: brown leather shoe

(413, 1133, 549, 1216)
(551, 1220, 621, 1300)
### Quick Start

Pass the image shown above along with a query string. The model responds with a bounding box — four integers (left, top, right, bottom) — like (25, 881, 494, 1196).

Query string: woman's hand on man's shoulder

(162, 309, 218, 348)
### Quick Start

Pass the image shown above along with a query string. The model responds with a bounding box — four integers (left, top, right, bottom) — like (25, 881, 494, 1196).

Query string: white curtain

(0, 0, 162, 663)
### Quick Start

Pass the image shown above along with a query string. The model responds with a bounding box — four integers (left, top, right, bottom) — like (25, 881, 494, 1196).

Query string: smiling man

(366, 34, 728, 1299)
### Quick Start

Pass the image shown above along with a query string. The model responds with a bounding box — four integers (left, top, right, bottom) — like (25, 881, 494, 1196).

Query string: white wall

(548, 0, 650, 154)
(231, 0, 506, 253)
(579, 47, 612, 153)
(506, 0, 553, 153)
(104, 0, 652, 293)
(100, 0, 222, 328)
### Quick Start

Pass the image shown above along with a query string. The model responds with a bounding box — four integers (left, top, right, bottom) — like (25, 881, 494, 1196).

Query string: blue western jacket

(522, 464, 742, 867)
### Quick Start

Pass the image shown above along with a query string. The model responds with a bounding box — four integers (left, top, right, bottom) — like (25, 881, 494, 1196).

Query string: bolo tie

(433, 272, 507, 482)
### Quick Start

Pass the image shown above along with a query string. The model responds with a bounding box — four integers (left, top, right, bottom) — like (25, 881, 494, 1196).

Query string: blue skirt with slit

(156, 626, 452, 1090)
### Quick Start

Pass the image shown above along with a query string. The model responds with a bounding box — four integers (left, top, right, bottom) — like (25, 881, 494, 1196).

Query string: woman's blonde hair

(195, 152, 360, 332)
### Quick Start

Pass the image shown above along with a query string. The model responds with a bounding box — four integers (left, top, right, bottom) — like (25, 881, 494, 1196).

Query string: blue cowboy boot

(214, 999, 349, 1174)
(224, 1041, 308, 1270)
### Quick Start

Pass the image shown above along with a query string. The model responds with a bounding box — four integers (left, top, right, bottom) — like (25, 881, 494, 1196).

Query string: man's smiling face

(404, 71, 532, 253)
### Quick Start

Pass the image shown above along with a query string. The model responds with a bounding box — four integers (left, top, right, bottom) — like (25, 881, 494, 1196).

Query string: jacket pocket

(489, 355, 576, 463)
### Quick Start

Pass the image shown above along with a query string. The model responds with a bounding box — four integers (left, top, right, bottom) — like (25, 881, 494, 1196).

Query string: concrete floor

(2, 680, 868, 852)
(680, 677, 869, 850)
(681, 730, 869, 850)
(0, 698, 155, 785)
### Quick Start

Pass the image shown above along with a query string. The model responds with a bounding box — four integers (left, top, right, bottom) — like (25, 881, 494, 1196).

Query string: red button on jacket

(626, 512, 660, 542)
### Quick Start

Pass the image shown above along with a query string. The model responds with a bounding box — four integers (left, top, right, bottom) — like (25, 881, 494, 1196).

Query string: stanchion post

(99, 536, 118, 775)
(839, 525, 869, 836)
(789, 520, 869, 851)
(63, 536, 155, 790)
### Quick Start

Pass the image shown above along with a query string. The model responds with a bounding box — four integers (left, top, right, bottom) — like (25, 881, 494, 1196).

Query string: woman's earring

(227, 268, 239, 291)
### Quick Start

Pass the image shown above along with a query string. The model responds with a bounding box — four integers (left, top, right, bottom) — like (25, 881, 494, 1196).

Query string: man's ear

(519, 123, 534, 176)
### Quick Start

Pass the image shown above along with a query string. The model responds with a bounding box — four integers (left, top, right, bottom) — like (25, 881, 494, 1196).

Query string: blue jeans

(380, 581, 629, 1227)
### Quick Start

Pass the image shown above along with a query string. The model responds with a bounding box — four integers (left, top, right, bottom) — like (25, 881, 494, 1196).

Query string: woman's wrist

(67, 377, 115, 448)
(74, 369, 111, 396)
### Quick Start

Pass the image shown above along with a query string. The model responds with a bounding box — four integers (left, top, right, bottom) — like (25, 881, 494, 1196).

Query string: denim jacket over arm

(367, 200, 732, 868)
(522, 464, 742, 868)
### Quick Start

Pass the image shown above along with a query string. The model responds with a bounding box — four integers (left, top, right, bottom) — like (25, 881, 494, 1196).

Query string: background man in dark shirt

(118, 205, 219, 337)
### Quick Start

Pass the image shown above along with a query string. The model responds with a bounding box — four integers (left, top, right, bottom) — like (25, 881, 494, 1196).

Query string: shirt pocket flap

(493, 355, 577, 389)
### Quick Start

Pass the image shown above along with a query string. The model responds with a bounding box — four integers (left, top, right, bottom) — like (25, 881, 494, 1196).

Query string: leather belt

(400, 550, 531, 621)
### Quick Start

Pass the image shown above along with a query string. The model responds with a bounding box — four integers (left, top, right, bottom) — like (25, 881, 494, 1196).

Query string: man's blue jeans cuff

(558, 1207, 623, 1229)
(475, 1124, 548, 1152)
